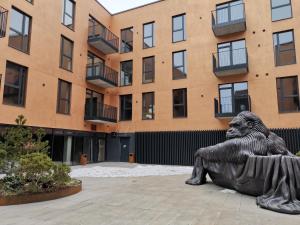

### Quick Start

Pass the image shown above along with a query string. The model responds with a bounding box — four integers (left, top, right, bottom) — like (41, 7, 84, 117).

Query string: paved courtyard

(0, 163, 300, 225)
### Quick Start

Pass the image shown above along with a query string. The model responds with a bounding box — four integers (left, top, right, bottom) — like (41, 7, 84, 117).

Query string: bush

(0, 115, 76, 196)
(296, 151, 300, 157)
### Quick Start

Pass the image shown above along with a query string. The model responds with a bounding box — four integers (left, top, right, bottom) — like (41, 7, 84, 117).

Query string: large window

(217, 39, 246, 67)
(3, 61, 27, 107)
(8, 8, 31, 53)
(60, 36, 74, 71)
(143, 22, 154, 49)
(143, 56, 155, 83)
(219, 82, 248, 114)
(173, 50, 187, 80)
(142, 92, 154, 120)
(121, 27, 133, 53)
(173, 88, 187, 118)
(276, 76, 299, 113)
(216, 0, 244, 24)
(271, 0, 292, 21)
(120, 60, 132, 86)
(57, 79, 71, 115)
(87, 52, 104, 78)
(85, 89, 104, 117)
(120, 95, 132, 121)
(62, 0, 75, 30)
(273, 30, 296, 66)
(172, 14, 186, 43)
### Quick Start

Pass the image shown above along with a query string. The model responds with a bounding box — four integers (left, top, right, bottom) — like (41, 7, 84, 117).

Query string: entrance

(120, 137, 130, 162)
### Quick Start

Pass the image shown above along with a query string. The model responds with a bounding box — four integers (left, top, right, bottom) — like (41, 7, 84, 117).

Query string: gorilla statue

(186, 111, 300, 214)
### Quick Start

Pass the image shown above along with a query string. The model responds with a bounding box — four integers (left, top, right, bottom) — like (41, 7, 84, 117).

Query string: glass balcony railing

(213, 48, 248, 77)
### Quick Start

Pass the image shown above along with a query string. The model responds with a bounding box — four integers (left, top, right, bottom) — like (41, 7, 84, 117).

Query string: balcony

(213, 48, 248, 77)
(0, 6, 8, 38)
(85, 103, 117, 124)
(88, 19, 119, 54)
(214, 95, 251, 119)
(86, 63, 118, 88)
(212, 3, 246, 37)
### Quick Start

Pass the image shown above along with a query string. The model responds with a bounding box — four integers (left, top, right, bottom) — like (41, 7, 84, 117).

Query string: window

(143, 22, 154, 49)
(173, 88, 187, 118)
(121, 27, 133, 53)
(172, 14, 186, 43)
(3, 61, 27, 107)
(215, 0, 244, 24)
(57, 79, 71, 114)
(60, 36, 73, 71)
(219, 82, 248, 114)
(85, 89, 104, 117)
(87, 52, 104, 78)
(8, 8, 31, 53)
(62, 0, 75, 30)
(120, 60, 132, 86)
(142, 92, 154, 120)
(273, 30, 296, 66)
(271, 0, 292, 21)
(143, 56, 155, 83)
(120, 95, 132, 121)
(276, 76, 299, 113)
(173, 50, 187, 79)
(217, 39, 246, 67)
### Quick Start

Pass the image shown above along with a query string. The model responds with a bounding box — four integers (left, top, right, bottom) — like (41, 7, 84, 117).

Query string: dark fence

(135, 128, 300, 166)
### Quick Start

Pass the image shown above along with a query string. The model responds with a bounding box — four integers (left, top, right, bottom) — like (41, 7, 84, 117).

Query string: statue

(186, 111, 300, 214)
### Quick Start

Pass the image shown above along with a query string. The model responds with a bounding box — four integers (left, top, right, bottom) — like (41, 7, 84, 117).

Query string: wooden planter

(0, 182, 82, 206)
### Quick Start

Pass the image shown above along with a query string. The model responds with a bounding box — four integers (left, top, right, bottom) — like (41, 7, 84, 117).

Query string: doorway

(120, 137, 130, 162)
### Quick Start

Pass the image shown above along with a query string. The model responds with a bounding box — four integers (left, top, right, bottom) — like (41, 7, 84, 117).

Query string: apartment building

(0, 0, 299, 166)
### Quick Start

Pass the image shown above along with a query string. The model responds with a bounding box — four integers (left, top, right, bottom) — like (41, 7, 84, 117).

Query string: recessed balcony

(213, 48, 248, 77)
(86, 63, 118, 88)
(85, 103, 117, 124)
(88, 19, 119, 54)
(0, 6, 8, 38)
(214, 95, 251, 119)
(212, 2, 246, 37)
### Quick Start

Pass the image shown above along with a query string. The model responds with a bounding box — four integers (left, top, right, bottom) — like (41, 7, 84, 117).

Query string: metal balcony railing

(212, 2, 246, 36)
(213, 48, 248, 77)
(85, 103, 117, 123)
(88, 20, 119, 53)
(214, 95, 251, 118)
(0, 6, 8, 38)
(86, 62, 118, 87)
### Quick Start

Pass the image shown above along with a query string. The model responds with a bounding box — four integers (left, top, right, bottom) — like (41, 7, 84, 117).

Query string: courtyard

(0, 163, 299, 225)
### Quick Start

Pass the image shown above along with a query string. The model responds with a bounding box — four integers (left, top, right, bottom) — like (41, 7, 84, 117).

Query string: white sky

(97, 0, 159, 14)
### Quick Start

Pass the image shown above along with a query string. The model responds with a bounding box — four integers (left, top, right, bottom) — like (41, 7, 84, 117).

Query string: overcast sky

(97, 0, 158, 14)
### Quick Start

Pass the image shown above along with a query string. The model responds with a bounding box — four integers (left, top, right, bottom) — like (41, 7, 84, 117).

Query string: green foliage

(0, 115, 75, 196)
(296, 151, 300, 157)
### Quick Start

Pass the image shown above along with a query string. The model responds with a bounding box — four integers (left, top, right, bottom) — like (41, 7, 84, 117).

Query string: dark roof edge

(95, 0, 113, 15)
(96, 0, 165, 16)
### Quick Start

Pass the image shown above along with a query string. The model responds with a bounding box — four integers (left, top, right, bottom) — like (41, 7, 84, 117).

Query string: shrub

(296, 151, 300, 157)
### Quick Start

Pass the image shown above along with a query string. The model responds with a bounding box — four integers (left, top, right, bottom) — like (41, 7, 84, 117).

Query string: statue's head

(226, 111, 269, 139)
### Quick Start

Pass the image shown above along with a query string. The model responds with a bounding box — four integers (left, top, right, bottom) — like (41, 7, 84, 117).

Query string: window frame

(276, 76, 300, 113)
(172, 13, 186, 43)
(120, 27, 133, 53)
(271, 0, 292, 22)
(143, 22, 154, 49)
(142, 92, 155, 120)
(142, 56, 155, 84)
(173, 88, 187, 118)
(172, 50, 187, 80)
(60, 35, 74, 72)
(120, 94, 132, 121)
(57, 79, 72, 115)
(3, 61, 28, 107)
(120, 60, 133, 87)
(62, 0, 76, 30)
(8, 7, 32, 54)
(273, 29, 296, 67)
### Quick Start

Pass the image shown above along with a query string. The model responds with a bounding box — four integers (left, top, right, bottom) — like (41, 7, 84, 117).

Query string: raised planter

(0, 182, 82, 206)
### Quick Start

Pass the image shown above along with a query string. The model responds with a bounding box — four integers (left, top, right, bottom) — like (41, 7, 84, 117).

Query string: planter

(0, 181, 82, 206)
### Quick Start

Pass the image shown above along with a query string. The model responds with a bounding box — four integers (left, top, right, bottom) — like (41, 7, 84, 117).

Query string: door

(98, 138, 105, 162)
(120, 137, 130, 162)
